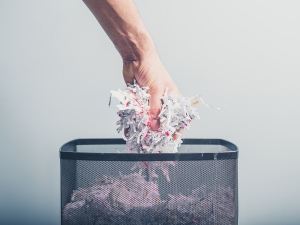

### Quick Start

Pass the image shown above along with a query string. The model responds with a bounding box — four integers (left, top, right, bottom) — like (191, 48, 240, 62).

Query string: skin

(83, 0, 182, 139)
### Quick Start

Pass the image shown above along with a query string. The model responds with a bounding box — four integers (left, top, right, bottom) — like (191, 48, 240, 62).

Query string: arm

(83, 0, 155, 63)
(83, 0, 181, 137)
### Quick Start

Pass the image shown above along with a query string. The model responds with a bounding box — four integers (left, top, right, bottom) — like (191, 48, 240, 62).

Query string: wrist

(117, 29, 157, 62)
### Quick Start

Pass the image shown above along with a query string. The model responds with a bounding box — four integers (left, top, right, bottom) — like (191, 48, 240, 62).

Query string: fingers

(148, 85, 179, 131)
(122, 62, 135, 85)
(150, 118, 160, 131)
(148, 91, 162, 131)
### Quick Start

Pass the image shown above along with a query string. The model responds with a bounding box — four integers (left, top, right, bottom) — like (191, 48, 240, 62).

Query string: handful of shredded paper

(109, 81, 202, 153)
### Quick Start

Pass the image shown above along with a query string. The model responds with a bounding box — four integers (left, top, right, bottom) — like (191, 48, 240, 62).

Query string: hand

(123, 53, 183, 140)
(83, 0, 182, 139)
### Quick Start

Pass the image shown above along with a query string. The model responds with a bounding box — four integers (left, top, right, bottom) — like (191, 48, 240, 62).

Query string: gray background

(1, 0, 299, 224)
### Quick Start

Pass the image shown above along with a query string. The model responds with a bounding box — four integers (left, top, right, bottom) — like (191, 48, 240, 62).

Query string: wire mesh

(61, 158, 238, 225)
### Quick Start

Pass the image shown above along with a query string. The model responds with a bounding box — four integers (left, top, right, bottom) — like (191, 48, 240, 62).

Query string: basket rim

(59, 138, 238, 161)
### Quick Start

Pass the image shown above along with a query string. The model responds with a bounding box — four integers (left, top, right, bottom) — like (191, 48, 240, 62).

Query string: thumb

(122, 62, 135, 85)
(149, 92, 162, 131)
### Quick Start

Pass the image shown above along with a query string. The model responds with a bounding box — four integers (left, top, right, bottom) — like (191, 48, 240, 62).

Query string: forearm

(83, 0, 157, 62)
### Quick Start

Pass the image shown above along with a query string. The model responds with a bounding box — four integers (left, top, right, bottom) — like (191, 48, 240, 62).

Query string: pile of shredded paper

(63, 170, 235, 225)
(109, 81, 203, 153)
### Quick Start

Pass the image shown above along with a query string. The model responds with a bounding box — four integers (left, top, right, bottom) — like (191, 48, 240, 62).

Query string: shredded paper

(109, 80, 202, 153)
(63, 170, 235, 225)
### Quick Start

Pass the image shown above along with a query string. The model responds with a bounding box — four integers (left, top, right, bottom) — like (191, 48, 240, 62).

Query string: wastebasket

(60, 138, 238, 225)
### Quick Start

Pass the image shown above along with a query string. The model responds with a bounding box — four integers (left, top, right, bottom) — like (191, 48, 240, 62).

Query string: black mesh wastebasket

(60, 138, 238, 225)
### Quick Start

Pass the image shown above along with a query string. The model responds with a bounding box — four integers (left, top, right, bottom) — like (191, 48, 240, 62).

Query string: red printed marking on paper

(143, 162, 149, 168)
(145, 131, 150, 137)
(133, 98, 142, 107)
(193, 217, 200, 223)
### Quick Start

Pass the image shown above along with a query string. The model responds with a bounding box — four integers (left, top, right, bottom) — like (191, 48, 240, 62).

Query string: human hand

(83, 0, 184, 140)
(123, 53, 183, 140)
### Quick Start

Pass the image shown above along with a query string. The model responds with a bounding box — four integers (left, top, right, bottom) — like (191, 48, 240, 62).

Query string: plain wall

(0, 0, 299, 224)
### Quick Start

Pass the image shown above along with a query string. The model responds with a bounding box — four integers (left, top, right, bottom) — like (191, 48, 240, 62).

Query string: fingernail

(150, 119, 160, 131)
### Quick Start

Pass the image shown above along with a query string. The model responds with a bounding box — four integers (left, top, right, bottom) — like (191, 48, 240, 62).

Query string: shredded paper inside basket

(63, 171, 235, 225)
(109, 81, 224, 153)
